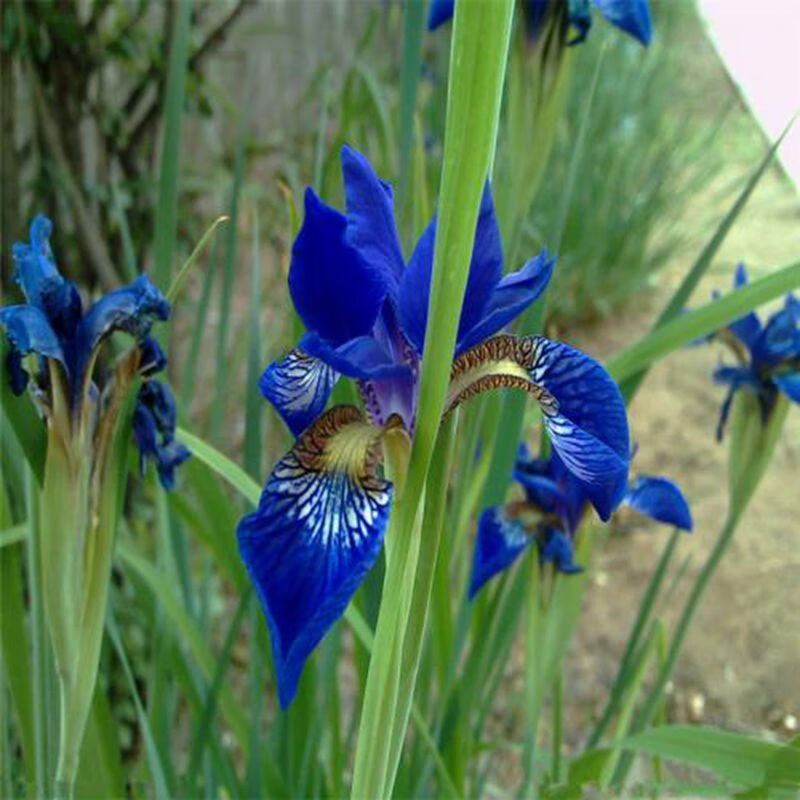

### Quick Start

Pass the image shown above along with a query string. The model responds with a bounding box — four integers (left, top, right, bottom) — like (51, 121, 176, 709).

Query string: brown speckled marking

(292, 405, 384, 485)
(446, 334, 558, 416)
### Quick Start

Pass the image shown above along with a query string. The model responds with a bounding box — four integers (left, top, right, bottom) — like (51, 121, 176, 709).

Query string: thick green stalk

(384, 414, 458, 790)
(350, 2, 514, 796)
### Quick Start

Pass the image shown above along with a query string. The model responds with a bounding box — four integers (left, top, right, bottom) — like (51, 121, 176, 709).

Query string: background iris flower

(427, 0, 652, 47)
(469, 443, 692, 597)
(703, 263, 800, 440)
(1, 214, 188, 485)
(238, 145, 631, 707)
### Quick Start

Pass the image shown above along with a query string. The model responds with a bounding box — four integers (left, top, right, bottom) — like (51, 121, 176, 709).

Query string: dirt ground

(549, 159, 800, 751)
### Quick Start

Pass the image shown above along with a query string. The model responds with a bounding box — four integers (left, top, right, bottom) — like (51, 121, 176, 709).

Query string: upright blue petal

(774, 372, 800, 403)
(40, 279, 83, 341)
(398, 185, 503, 354)
(0, 306, 66, 386)
(238, 407, 392, 708)
(427, 0, 454, 30)
(11, 215, 61, 307)
(623, 476, 693, 531)
(260, 349, 338, 437)
(456, 250, 555, 354)
(751, 307, 800, 368)
(457, 186, 504, 342)
(289, 189, 388, 345)
(77, 275, 169, 379)
(341, 146, 405, 298)
(592, 0, 652, 45)
(723, 263, 762, 350)
(469, 508, 533, 599)
(299, 331, 412, 381)
(530, 338, 630, 520)
(397, 220, 435, 353)
(538, 526, 583, 574)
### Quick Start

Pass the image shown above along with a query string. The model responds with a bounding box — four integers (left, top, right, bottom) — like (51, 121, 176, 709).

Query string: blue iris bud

(701, 263, 800, 440)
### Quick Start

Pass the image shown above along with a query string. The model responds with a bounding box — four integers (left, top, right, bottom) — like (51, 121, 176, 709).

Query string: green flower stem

(598, 620, 664, 790)
(521, 554, 545, 796)
(587, 529, 681, 749)
(612, 393, 790, 788)
(45, 361, 139, 799)
(385, 414, 458, 790)
(351, 1, 513, 796)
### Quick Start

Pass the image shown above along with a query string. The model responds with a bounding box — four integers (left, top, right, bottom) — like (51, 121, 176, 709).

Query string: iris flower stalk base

(43, 357, 141, 800)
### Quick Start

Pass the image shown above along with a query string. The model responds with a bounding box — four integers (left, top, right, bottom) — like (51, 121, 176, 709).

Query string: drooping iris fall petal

(623, 476, 693, 531)
(237, 406, 392, 707)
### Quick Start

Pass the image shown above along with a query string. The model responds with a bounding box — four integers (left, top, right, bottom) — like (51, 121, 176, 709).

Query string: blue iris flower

(469, 443, 692, 598)
(703, 263, 800, 440)
(0, 215, 188, 488)
(238, 146, 630, 707)
(427, 0, 651, 47)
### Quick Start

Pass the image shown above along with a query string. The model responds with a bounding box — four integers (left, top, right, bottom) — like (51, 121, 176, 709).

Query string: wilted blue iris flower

(469, 443, 691, 598)
(703, 263, 800, 440)
(0, 214, 188, 487)
(238, 146, 630, 707)
(427, 0, 651, 47)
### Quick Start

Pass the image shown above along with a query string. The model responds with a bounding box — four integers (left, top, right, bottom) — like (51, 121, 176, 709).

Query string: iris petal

(623, 476, 693, 531)
(774, 372, 800, 403)
(456, 250, 555, 354)
(260, 349, 338, 437)
(300, 331, 412, 381)
(427, 0, 454, 30)
(154, 440, 191, 490)
(592, 0, 652, 45)
(469, 508, 532, 599)
(0, 305, 66, 390)
(238, 406, 392, 708)
(538, 527, 583, 574)
(11, 215, 61, 307)
(289, 188, 388, 345)
(751, 307, 800, 368)
(341, 145, 405, 297)
(398, 185, 503, 354)
(138, 379, 177, 436)
(138, 336, 168, 376)
(77, 275, 169, 379)
(446, 335, 629, 520)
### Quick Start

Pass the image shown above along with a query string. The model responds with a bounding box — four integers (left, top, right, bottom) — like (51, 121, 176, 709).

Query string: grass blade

(619, 119, 794, 399)
(107, 615, 170, 800)
(153, 0, 192, 292)
(175, 427, 261, 505)
(607, 258, 800, 382)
